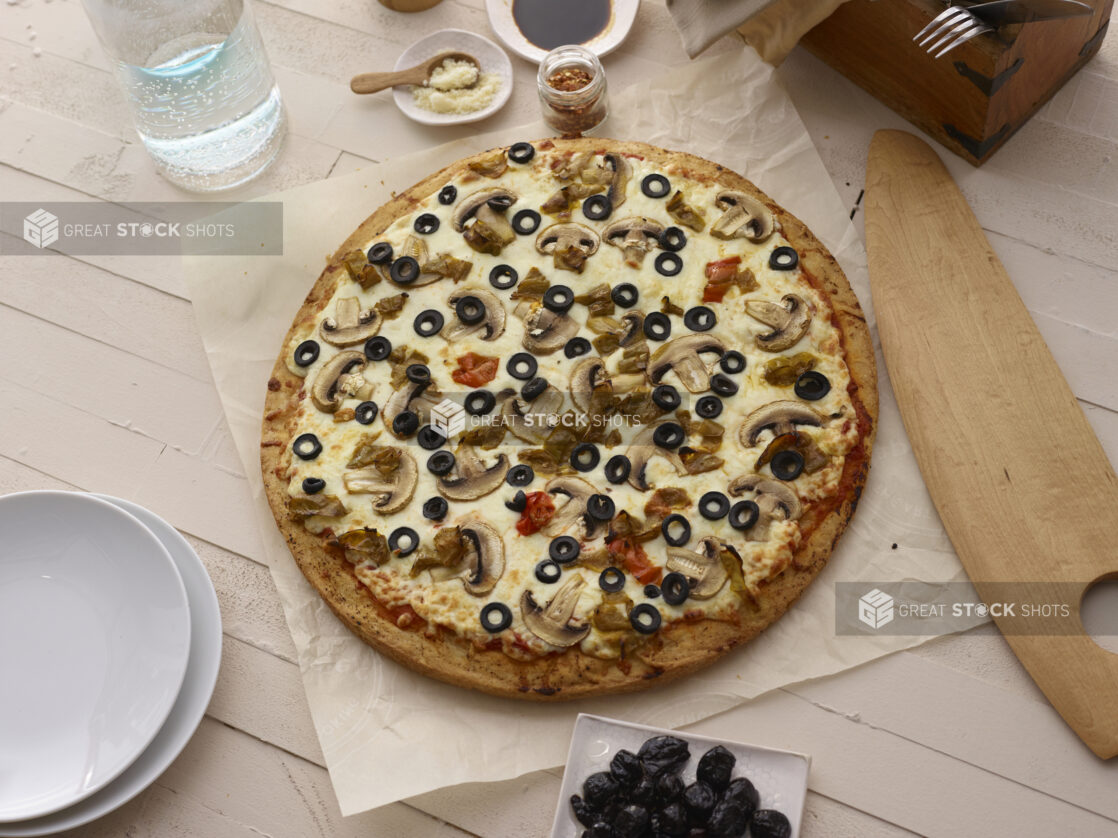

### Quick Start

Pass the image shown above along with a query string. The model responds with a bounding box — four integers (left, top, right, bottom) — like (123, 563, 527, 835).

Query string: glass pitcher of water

(82, 0, 286, 192)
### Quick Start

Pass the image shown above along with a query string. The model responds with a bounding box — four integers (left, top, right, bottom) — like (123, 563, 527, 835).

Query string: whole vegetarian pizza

(261, 138, 877, 699)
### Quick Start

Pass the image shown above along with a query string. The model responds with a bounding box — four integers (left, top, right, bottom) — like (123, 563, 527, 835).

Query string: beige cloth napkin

(668, 0, 851, 62)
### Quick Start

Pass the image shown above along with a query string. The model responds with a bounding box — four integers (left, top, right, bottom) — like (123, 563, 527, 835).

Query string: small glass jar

(537, 45, 608, 137)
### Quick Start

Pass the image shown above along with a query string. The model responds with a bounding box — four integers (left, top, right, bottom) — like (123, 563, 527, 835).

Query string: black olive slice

(699, 491, 730, 520)
(293, 433, 322, 461)
(364, 335, 392, 361)
(390, 256, 420, 284)
(729, 500, 760, 530)
(487, 194, 514, 212)
(770, 246, 799, 270)
(652, 384, 681, 411)
(643, 584, 661, 599)
(302, 477, 325, 495)
(426, 450, 455, 476)
(599, 567, 625, 593)
(587, 493, 615, 521)
(480, 602, 513, 633)
(509, 142, 535, 164)
(354, 400, 378, 425)
(388, 526, 419, 557)
(521, 376, 548, 401)
(611, 283, 639, 308)
(542, 285, 574, 313)
(367, 241, 394, 264)
(570, 443, 600, 472)
(549, 535, 581, 564)
(413, 309, 444, 337)
(582, 194, 612, 221)
(392, 411, 420, 436)
(464, 390, 496, 415)
(655, 252, 683, 277)
(605, 455, 631, 484)
(710, 373, 739, 397)
(771, 449, 805, 481)
(489, 264, 519, 290)
(652, 422, 685, 449)
(695, 395, 722, 419)
(422, 497, 448, 520)
(454, 295, 486, 325)
(506, 353, 538, 380)
(506, 490, 527, 512)
(437, 185, 457, 205)
(631, 603, 662, 633)
(795, 370, 831, 401)
(640, 173, 671, 198)
(644, 312, 672, 342)
(405, 363, 431, 384)
(683, 305, 716, 332)
(506, 464, 535, 487)
(413, 213, 440, 234)
(659, 226, 687, 252)
(512, 208, 541, 235)
(535, 559, 561, 583)
(293, 339, 320, 367)
(417, 425, 445, 450)
(564, 337, 592, 358)
(661, 514, 691, 547)
(719, 350, 746, 374)
(661, 572, 690, 605)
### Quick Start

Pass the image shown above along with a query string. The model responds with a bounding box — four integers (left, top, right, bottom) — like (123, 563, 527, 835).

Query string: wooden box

(799, 0, 1112, 165)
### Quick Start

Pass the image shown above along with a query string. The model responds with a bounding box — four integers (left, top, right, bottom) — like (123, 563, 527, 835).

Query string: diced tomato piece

(607, 537, 661, 586)
(451, 352, 499, 388)
(516, 491, 556, 535)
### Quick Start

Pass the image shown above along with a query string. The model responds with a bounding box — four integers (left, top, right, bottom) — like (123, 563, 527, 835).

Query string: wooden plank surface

(1, 0, 1116, 834)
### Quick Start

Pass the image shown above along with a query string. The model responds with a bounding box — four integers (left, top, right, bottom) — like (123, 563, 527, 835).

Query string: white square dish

(551, 714, 810, 837)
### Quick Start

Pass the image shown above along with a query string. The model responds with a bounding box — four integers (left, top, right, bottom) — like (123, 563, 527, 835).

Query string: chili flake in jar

(537, 45, 608, 137)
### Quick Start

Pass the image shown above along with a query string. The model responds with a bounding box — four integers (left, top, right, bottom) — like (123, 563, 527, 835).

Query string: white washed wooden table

(2, 1, 1117, 835)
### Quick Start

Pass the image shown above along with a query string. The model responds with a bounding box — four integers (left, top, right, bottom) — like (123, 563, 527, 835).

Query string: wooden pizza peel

(864, 129, 1118, 758)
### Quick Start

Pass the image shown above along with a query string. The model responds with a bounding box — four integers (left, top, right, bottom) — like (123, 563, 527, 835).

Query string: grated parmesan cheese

(427, 58, 479, 91)
(411, 59, 501, 115)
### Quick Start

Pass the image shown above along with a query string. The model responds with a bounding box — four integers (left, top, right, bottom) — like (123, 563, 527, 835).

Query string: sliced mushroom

(647, 335, 727, 394)
(520, 574, 590, 647)
(381, 378, 442, 433)
(310, 351, 372, 413)
(501, 387, 565, 444)
(665, 536, 728, 599)
(738, 400, 824, 447)
(451, 187, 518, 231)
(521, 305, 580, 354)
(711, 191, 777, 243)
(569, 357, 611, 415)
(342, 447, 418, 514)
(603, 152, 632, 209)
(319, 297, 383, 347)
(727, 475, 802, 541)
(603, 217, 664, 267)
(627, 421, 688, 491)
(442, 288, 506, 342)
(460, 520, 505, 595)
(744, 294, 812, 352)
(437, 445, 509, 501)
(536, 223, 600, 273)
(543, 475, 600, 539)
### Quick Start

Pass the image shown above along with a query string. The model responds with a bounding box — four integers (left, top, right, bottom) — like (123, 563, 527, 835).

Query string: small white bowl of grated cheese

(393, 29, 513, 125)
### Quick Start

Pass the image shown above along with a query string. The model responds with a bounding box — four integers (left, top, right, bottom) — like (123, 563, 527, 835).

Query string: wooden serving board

(864, 129, 1118, 759)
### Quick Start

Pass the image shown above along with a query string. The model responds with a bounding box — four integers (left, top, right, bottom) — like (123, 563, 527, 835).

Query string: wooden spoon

(350, 51, 480, 95)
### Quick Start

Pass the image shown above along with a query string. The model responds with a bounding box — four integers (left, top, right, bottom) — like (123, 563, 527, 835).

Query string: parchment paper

(185, 47, 982, 816)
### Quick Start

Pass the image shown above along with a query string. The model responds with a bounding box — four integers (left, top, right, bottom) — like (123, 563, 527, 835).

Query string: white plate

(485, 0, 640, 63)
(0, 496, 223, 837)
(552, 714, 810, 837)
(392, 29, 513, 126)
(0, 491, 191, 823)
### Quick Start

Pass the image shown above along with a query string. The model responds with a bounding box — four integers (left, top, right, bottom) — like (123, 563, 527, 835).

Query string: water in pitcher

(114, 6, 285, 191)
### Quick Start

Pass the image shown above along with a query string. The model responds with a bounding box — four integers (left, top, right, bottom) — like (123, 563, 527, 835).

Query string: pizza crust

(261, 138, 877, 700)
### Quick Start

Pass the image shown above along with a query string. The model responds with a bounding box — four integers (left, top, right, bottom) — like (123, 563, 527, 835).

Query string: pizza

(261, 138, 876, 699)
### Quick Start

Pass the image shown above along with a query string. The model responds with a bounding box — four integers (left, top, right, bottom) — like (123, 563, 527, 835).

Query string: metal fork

(915, 0, 1093, 58)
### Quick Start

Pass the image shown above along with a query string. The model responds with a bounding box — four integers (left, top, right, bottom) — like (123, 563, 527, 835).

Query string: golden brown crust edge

(260, 138, 878, 700)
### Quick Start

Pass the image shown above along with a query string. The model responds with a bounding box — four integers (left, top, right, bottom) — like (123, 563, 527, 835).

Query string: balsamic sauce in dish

(512, 0, 612, 51)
